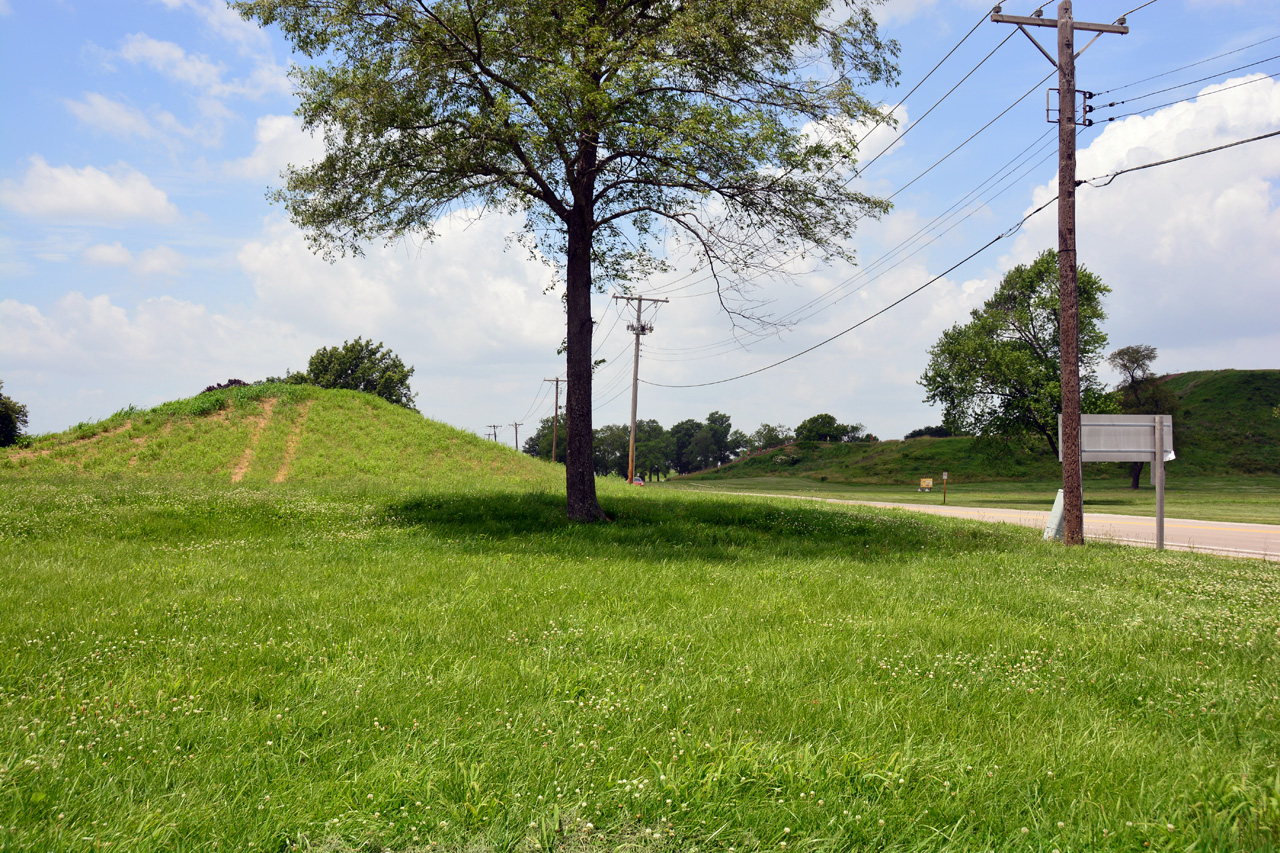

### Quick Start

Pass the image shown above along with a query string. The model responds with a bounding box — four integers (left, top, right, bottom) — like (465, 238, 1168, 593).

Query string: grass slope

(1162, 369, 1280, 475)
(1, 478, 1278, 852)
(1, 383, 560, 493)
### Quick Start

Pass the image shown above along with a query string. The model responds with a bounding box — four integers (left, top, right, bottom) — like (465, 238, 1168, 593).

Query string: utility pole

(510, 422, 522, 450)
(544, 377, 566, 463)
(487, 424, 502, 442)
(992, 2, 1127, 545)
(613, 294, 669, 483)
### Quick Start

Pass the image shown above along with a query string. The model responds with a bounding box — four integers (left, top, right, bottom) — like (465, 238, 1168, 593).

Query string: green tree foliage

(522, 415, 567, 463)
(669, 419, 704, 475)
(290, 338, 417, 410)
(592, 424, 631, 477)
(235, 0, 898, 520)
(920, 249, 1113, 455)
(748, 423, 794, 451)
(904, 425, 952, 440)
(795, 413, 865, 442)
(0, 380, 30, 448)
(1108, 344, 1180, 489)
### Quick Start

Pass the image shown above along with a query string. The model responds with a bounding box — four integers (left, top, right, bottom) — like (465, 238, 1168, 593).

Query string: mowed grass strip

(1, 478, 1278, 852)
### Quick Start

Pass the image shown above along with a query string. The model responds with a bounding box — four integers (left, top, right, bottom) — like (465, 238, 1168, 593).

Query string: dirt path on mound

(230, 399, 276, 483)
(273, 400, 313, 483)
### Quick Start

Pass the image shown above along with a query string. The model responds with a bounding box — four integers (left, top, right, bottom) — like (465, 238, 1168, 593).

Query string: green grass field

(664, 476, 1280, 525)
(2, 389, 1279, 851)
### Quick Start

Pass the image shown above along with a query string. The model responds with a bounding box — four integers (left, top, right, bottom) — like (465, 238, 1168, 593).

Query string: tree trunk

(563, 210, 606, 521)
(1129, 460, 1144, 490)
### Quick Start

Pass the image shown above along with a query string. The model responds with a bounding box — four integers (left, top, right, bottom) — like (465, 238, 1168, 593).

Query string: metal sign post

(1059, 414, 1174, 549)
(942, 471, 949, 505)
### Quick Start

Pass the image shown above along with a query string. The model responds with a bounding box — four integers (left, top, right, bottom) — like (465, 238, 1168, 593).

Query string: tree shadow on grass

(379, 489, 1025, 563)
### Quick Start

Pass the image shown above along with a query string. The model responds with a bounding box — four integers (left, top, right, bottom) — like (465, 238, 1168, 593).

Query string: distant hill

(1, 383, 560, 491)
(682, 369, 1280, 485)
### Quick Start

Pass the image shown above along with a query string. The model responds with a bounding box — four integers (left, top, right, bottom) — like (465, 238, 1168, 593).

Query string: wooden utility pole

(612, 294, 668, 483)
(544, 377, 565, 463)
(487, 424, 502, 442)
(991, 2, 1127, 545)
(510, 422, 522, 450)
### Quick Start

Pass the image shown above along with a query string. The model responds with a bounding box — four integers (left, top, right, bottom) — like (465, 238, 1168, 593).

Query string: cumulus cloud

(117, 33, 289, 100)
(134, 246, 186, 277)
(237, 212, 563, 361)
(0, 156, 180, 224)
(0, 292, 314, 431)
(63, 93, 156, 140)
(225, 115, 325, 180)
(80, 242, 187, 276)
(82, 242, 134, 266)
(153, 0, 270, 51)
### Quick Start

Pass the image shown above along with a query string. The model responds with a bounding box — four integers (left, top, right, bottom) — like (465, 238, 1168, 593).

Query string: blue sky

(2, 0, 1278, 444)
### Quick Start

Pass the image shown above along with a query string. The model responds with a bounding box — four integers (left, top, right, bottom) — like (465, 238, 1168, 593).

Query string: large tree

(236, 0, 898, 520)
(920, 249, 1113, 455)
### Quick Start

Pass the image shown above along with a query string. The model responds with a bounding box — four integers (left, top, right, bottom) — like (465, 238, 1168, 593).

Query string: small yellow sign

(920, 478, 934, 489)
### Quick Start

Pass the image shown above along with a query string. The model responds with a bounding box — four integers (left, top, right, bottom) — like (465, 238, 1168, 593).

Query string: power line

(1096, 70, 1279, 123)
(1093, 53, 1280, 112)
(1080, 128, 1280, 186)
(641, 195, 1058, 389)
(854, 29, 1016, 179)
(643, 127, 1279, 390)
(1096, 33, 1279, 95)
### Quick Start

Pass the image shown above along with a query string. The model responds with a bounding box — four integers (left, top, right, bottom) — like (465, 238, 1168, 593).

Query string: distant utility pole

(992, 2, 1127, 545)
(613, 294, 669, 483)
(487, 424, 502, 442)
(510, 422, 522, 450)
(544, 377, 566, 463)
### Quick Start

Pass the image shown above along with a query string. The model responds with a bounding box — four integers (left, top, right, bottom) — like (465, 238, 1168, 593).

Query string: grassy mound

(1, 383, 560, 492)
(1162, 369, 1280, 475)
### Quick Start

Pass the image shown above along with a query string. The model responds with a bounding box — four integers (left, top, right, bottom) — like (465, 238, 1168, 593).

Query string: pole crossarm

(991, 12, 1128, 34)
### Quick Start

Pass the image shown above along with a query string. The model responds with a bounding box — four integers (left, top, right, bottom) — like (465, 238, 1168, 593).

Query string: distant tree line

(522, 412, 877, 480)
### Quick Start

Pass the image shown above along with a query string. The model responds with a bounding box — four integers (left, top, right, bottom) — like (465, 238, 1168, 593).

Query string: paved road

(727, 492, 1280, 560)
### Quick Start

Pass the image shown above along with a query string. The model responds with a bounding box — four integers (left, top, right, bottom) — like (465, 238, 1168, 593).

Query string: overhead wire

(1092, 53, 1280, 112)
(1095, 69, 1280, 123)
(643, 128, 1280, 389)
(1095, 33, 1278, 95)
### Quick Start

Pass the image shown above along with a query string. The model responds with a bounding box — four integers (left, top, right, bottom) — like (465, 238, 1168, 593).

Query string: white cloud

(0, 292, 314, 429)
(82, 242, 134, 266)
(117, 33, 289, 100)
(225, 115, 324, 180)
(135, 246, 186, 277)
(63, 93, 157, 140)
(153, 0, 270, 51)
(120, 33, 225, 91)
(80, 242, 187, 276)
(0, 156, 180, 224)
(237, 212, 563, 360)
